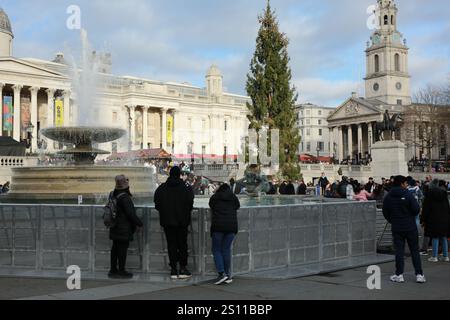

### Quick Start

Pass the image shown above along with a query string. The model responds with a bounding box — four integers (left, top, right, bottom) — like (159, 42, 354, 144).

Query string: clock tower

(364, 0, 411, 105)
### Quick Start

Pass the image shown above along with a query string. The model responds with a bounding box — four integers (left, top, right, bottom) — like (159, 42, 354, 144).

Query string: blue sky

(2, 0, 449, 106)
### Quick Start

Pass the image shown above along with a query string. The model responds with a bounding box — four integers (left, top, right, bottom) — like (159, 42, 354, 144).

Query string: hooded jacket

(154, 177, 195, 228)
(383, 186, 420, 232)
(421, 187, 450, 238)
(209, 188, 241, 234)
(109, 189, 143, 242)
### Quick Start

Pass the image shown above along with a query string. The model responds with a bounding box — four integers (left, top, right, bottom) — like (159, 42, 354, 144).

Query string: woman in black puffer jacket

(109, 175, 143, 279)
(209, 183, 240, 285)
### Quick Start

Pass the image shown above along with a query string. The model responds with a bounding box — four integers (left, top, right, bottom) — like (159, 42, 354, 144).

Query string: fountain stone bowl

(7, 126, 156, 202)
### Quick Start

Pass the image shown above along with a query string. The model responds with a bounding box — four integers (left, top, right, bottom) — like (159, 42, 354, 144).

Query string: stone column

(63, 90, 71, 126)
(161, 107, 168, 149)
(142, 106, 149, 149)
(30, 87, 39, 152)
(13, 84, 23, 142)
(0, 83, 4, 133)
(329, 127, 335, 158)
(347, 125, 353, 161)
(171, 110, 178, 154)
(128, 105, 136, 151)
(46, 88, 56, 128)
(368, 122, 373, 155)
(357, 124, 363, 160)
(338, 126, 343, 162)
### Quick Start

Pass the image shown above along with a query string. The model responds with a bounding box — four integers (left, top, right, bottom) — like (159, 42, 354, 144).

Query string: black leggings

(111, 240, 130, 272)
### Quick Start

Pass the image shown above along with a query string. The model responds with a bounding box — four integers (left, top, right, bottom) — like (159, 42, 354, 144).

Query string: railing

(0, 157, 39, 167)
(0, 201, 378, 275)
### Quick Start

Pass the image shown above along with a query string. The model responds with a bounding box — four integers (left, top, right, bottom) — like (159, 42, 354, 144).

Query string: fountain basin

(7, 166, 155, 200)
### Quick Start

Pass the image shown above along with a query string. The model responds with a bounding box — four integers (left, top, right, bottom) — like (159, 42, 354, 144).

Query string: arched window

(395, 53, 400, 71)
(375, 55, 380, 73)
(391, 15, 395, 25)
(384, 15, 389, 25)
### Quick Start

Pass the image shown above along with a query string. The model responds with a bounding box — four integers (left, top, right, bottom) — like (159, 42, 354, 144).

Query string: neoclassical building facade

(327, 0, 450, 163)
(0, 8, 250, 162)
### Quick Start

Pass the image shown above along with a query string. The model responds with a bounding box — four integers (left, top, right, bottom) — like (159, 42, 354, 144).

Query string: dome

(0, 8, 13, 37)
(206, 64, 222, 77)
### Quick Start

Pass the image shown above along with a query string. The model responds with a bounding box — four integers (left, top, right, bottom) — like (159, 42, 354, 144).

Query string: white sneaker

(390, 274, 405, 283)
(428, 257, 439, 262)
(442, 257, 450, 262)
(416, 274, 426, 283)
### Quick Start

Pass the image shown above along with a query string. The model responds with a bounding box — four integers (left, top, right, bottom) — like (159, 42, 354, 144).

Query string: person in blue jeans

(422, 179, 450, 262)
(209, 183, 240, 285)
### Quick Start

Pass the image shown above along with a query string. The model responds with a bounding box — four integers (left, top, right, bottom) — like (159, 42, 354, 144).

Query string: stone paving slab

(239, 254, 395, 280)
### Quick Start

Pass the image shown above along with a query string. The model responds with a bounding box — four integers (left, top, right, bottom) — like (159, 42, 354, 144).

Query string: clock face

(372, 35, 381, 45)
(396, 82, 402, 90)
(392, 33, 402, 44)
(373, 83, 380, 91)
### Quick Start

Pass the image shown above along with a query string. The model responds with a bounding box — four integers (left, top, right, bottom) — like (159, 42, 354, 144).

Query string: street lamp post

(316, 144, 321, 163)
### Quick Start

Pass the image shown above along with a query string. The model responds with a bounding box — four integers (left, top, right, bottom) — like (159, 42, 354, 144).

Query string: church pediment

(328, 98, 382, 122)
(0, 57, 66, 78)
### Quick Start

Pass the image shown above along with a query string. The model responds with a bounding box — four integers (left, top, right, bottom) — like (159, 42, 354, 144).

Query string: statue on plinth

(375, 110, 403, 141)
(236, 164, 271, 196)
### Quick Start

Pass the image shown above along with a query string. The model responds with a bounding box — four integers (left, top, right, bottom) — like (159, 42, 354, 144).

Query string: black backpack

(103, 191, 126, 228)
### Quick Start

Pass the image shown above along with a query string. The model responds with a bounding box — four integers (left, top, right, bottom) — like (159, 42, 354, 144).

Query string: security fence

(0, 201, 377, 276)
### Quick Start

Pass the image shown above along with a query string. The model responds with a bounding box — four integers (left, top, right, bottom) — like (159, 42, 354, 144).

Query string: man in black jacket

(383, 175, 426, 284)
(154, 166, 195, 279)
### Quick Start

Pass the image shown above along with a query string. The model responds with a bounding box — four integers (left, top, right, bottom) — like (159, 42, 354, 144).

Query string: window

(301, 111, 303, 116)
(384, 15, 388, 25)
(224, 120, 228, 131)
(306, 129, 311, 136)
(306, 142, 311, 152)
(319, 129, 323, 136)
(301, 142, 304, 151)
(202, 119, 206, 130)
(318, 110, 322, 116)
(391, 15, 395, 25)
(318, 142, 324, 152)
(306, 119, 311, 125)
(374, 55, 380, 73)
(395, 53, 400, 72)
(397, 99, 402, 105)
(187, 142, 193, 155)
(306, 110, 310, 116)
(318, 120, 322, 125)
(112, 112, 118, 123)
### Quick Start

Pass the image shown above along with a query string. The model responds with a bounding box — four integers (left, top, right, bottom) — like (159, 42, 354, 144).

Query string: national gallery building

(0, 8, 250, 162)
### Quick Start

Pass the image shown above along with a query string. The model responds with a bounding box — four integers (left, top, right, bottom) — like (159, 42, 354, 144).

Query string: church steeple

(364, 0, 411, 106)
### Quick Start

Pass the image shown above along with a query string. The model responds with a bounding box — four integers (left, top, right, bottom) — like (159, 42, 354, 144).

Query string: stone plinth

(371, 140, 408, 181)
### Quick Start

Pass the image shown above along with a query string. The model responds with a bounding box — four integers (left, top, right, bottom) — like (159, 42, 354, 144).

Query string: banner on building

(20, 97, 31, 139)
(167, 115, 173, 146)
(3, 96, 13, 133)
(55, 99, 64, 127)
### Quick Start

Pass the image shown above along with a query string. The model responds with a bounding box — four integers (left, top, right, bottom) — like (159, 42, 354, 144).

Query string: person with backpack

(209, 183, 240, 285)
(154, 166, 195, 279)
(383, 175, 426, 284)
(107, 175, 143, 279)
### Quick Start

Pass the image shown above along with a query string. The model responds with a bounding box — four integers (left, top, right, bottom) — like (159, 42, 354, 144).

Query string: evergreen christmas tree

(246, 1, 300, 179)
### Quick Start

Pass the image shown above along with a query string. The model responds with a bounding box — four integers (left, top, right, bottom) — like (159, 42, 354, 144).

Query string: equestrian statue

(375, 110, 403, 141)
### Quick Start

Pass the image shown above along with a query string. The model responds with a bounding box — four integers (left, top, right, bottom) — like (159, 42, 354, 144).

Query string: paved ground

(1, 256, 449, 300)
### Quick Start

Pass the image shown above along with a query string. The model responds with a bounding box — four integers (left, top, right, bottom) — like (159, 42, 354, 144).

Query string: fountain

(4, 30, 155, 202)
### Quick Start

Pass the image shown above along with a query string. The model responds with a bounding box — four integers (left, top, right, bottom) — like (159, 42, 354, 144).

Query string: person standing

(364, 177, 375, 193)
(297, 180, 307, 195)
(318, 173, 329, 196)
(383, 176, 426, 283)
(421, 179, 450, 262)
(109, 175, 143, 279)
(209, 184, 241, 285)
(154, 166, 195, 279)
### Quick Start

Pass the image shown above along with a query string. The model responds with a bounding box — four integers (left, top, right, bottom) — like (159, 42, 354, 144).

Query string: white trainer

(416, 274, 426, 283)
(390, 274, 405, 283)
(442, 257, 450, 262)
(428, 257, 438, 262)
